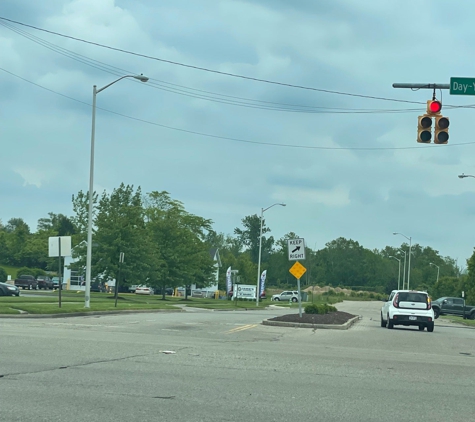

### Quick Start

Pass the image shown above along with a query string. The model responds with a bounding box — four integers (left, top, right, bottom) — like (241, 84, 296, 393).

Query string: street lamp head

(279, 203, 286, 207)
(458, 173, 467, 179)
(134, 74, 149, 82)
(393, 232, 398, 235)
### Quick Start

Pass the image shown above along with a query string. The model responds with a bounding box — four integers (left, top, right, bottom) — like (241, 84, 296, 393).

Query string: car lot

(1, 301, 474, 422)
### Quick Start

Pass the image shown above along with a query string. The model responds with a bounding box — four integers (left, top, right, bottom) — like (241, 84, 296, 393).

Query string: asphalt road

(1, 301, 474, 422)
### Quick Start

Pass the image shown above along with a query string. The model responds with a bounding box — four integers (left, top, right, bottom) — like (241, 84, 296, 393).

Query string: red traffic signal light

(427, 100, 442, 115)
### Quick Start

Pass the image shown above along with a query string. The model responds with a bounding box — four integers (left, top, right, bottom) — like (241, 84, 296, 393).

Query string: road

(1, 301, 474, 422)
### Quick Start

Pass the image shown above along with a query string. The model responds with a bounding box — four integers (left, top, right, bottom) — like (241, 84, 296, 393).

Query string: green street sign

(450, 77, 475, 95)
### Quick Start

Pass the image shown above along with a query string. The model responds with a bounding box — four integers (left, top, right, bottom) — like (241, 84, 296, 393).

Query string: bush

(0, 267, 7, 283)
(304, 303, 337, 314)
(16, 267, 46, 278)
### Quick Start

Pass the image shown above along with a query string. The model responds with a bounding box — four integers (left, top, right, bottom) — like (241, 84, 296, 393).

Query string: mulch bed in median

(268, 311, 356, 325)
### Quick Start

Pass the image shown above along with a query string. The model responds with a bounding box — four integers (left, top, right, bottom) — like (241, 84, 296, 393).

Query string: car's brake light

(427, 297, 432, 310)
(393, 293, 399, 308)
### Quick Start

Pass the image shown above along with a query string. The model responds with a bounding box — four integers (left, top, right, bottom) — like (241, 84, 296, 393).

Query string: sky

(1, 0, 475, 268)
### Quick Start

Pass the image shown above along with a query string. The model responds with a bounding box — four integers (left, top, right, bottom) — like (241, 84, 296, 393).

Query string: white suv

(381, 290, 435, 332)
(271, 291, 300, 302)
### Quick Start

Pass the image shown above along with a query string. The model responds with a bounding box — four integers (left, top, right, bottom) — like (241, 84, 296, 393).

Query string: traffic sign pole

(289, 261, 306, 318)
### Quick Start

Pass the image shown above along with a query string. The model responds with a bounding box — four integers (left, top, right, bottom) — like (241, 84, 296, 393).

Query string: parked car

(0, 282, 20, 296)
(381, 290, 435, 332)
(135, 286, 154, 295)
(271, 291, 300, 302)
(90, 282, 106, 293)
(14, 275, 38, 290)
(36, 275, 54, 290)
(51, 277, 62, 289)
(431, 297, 475, 320)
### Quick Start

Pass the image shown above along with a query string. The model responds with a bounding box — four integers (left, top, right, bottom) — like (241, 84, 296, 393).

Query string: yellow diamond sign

(289, 261, 306, 279)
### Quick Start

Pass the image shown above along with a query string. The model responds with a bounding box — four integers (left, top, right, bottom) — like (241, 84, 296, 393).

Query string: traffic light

(427, 100, 442, 116)
(417, 115, 432, 143)
(434, 116, 449, 144)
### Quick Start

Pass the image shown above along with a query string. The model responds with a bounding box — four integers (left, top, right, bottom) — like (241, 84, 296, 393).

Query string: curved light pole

(458, 173, 475, 179)
(256, 203, 286, 306)
(394, 232, 412, 290)
(389, 256, 401, 290)
(85, 74, 148, 308)
(429, 262, 440, 285)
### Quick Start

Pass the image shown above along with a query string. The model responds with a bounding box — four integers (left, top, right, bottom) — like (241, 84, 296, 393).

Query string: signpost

(289, 261, 306, 317)
(450, 77, 475, 95)
(48, 236, 72, 308)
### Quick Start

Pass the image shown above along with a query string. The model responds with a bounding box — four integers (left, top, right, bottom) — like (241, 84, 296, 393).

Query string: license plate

(409, 316, 417, 321)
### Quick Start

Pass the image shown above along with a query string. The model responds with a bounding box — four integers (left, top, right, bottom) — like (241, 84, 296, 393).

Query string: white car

(135, 286, 154, 295)
(381, 290, 435, 332)
(271, 291, 300, 302)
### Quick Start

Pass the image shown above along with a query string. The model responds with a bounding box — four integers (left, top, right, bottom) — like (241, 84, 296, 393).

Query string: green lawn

(0, 264, 20, 279)
(0, 291, 378, 315)
(0, 291, 179, 314)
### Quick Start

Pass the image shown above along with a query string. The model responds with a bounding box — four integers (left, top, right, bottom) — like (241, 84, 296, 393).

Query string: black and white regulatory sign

(287, 238, 306, 261)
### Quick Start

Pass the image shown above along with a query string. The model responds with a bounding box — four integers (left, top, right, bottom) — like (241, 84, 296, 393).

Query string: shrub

(16, 267, 35, 277)
(16, 267, 46, 278)
(0, 267, 7, 283)
(304, 303, 337, 314)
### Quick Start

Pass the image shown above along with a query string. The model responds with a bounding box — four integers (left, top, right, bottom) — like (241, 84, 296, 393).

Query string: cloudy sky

(1, 0, 475, 267)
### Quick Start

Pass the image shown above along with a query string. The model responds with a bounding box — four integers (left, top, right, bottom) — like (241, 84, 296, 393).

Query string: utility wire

(0, 16, 428, 106)
(2, 18, 472, 112)
(0, 19, 423, 114)
(1, 67, 474, 151)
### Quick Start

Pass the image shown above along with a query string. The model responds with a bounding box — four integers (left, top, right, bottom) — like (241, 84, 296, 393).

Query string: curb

(0, 309, 184, 319)
(262, 315, 360, 330)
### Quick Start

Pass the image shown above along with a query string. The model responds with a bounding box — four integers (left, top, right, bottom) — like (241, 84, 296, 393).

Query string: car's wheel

(291, 297, 298, 302)
(433, 308, 440, 319)
(427, 323, 434, 332)
(418, 325, 424, 331)
(380, 313, 387, 328)
(274, 297, 280, 301)
(470, 313, 475, 320)
(387, 314, 394, 329)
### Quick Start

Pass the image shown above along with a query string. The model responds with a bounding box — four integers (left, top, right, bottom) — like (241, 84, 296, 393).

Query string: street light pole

(429, 263, 440, 285)
(394, 232, 412, 290)
(85, 74, 148, 308)
(399, 249, 407, 290)
(389, 256, 401, 290)
(256, 203, 286, 306)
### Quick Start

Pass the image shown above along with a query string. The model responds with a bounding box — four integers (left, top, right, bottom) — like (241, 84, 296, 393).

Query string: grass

(0, 291, 179, 314)
(0, 264, 20, 279)
(440, 315, 475, 327)
(0, 290, 380, 315)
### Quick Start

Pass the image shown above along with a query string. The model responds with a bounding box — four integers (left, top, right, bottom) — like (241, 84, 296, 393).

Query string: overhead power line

(0, 16, 426, 105)
(1, 67, 474, 151)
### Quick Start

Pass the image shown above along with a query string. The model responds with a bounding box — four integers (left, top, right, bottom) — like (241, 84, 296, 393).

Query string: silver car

(271, 291, 300, 302)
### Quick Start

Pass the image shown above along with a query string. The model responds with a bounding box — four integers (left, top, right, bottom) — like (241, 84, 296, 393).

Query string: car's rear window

(398, 292, 427, 303)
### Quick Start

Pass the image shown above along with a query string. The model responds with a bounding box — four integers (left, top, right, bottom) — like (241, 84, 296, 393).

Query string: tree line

(1, 183, 474, 303)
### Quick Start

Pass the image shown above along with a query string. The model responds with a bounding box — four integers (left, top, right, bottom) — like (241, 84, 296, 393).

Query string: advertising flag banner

(226, 266, 232, 295)
(260, 270, 267, 297)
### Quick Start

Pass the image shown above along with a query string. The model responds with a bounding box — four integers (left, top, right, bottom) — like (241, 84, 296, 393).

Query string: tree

(37, 213, 76, 236)
(3, 218, 30, 266)
(92, 184, 150, 288)
(145, 191, 214, 299)
(234, 214, 273, 264)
